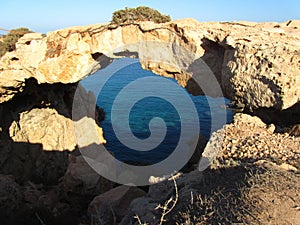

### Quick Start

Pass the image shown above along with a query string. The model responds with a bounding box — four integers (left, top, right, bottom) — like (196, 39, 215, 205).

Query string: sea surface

(80, 58, 233, 164)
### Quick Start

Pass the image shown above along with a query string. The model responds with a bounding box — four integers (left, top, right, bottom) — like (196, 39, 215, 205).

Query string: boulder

(9, 108, 76, 151)
(61, 155, 113, 196)
(88, 185, 146, 224)
(233, 113, 268, 128)
(9, 107, 106, 151)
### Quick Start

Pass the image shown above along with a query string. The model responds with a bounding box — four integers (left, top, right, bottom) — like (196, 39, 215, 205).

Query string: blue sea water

(80, 58, 233, 164)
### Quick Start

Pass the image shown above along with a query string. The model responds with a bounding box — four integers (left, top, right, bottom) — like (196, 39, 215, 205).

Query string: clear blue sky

(1, 0, 299, 34)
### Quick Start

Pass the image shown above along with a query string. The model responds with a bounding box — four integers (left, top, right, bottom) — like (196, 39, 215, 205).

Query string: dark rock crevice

(186, 38, 233, 97)
(249, 102, 300, 126)
(200, 38, 226, 85)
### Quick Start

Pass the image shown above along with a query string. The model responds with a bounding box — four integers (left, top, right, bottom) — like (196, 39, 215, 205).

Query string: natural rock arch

(0, 18, 299, 185)
(1, 19, 299, 114)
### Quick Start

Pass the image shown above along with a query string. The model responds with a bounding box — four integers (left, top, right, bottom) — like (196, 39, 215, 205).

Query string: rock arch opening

(79, 57, 233, 165)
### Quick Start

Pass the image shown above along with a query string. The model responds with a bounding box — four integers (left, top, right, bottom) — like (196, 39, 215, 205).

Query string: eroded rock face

(0, 19, 299, 112)
(0, 75, 106, 151)
(9, 108, 77, 151)
(9, 108, 105, 151)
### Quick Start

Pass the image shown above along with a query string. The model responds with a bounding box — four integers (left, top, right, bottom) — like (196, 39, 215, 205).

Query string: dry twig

(155, 174, 180, 225)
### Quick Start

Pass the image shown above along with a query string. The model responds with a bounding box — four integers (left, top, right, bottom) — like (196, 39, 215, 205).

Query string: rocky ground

(0, 113, 299, 225)
(216, 113, 300, 169)
(120, 114, 300, 225)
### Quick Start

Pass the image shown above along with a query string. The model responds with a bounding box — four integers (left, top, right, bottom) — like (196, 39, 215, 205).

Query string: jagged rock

(9, 107, 106, 151)
(188, 135, 208, 168)
(0, 67, 106, 185)
(266, 124, 276, 133)
(198, 128, 225, 171)
(0, 19, 299, 112)
(88, 185, 146, 224)
(9, 108, 76, 151)
(61, 155, 113, 196)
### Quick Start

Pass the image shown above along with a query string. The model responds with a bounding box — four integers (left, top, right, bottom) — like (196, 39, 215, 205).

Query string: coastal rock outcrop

(1, 18, 299, 225)
(0, 19, 299, 113)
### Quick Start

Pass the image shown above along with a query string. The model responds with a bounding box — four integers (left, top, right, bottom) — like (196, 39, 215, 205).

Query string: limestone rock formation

(0, 19, 299, 223)
(9, 108, 76, 151)
(8, 107, 105, 151)
(0, 19, 299, 113)
(0, 80, 106, 184)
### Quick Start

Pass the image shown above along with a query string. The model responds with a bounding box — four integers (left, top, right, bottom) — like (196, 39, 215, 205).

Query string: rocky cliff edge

(0, 19, 299, 111)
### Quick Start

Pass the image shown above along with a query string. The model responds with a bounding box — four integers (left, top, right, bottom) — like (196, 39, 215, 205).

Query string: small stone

(267, 124, 276, 133)
(278, 163, 298, 171)
(288, 124, 300, 137)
